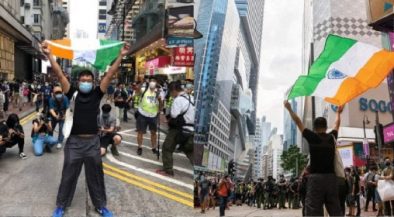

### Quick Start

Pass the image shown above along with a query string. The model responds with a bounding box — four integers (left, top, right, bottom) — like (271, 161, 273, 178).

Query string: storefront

(134, 38, 194, 82)
(325, 83, 394, 169)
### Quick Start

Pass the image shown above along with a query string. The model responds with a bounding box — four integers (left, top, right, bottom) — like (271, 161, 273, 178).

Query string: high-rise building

(20, 0, 54, 40)
(97, 0, 113, 39)
(194, 0, 239, 172)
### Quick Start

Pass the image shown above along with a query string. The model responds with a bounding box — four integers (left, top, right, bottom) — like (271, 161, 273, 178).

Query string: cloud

(257, 0, 304, 131)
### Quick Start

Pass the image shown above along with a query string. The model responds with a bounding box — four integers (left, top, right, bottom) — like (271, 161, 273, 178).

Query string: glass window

(99, 14, 106, 20)
(20, 0, 24, 5)
(99, 1, 106, 6)
(33, 14, 39, 23)
(33, 0, 40, 6)
(99, 9, 106, 14)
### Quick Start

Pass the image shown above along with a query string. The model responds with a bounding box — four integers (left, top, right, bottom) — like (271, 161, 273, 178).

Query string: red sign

(145, 56, 171, 69)
(172, 47, 194, 67)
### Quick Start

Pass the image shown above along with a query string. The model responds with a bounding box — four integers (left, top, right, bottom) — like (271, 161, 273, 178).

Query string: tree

(280, 145, 308, 176)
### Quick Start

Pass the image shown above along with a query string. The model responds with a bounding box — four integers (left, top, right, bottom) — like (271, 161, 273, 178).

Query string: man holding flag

(41, 40, 129, 217)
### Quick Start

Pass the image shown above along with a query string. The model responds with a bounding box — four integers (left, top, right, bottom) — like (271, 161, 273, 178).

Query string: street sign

(166, 37, 193, 47)
(98, 23, 106, 33)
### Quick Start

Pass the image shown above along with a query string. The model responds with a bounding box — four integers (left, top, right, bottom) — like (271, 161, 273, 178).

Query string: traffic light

(228, 160, 236, 177)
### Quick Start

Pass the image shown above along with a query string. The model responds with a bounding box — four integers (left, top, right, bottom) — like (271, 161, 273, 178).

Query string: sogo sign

(359, 98, 392, 113)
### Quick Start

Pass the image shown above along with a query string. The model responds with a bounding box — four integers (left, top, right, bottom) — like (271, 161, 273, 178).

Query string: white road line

(105, 153, 194, 190)
(118, 128, 135, 134)
(117, 151, 193, 175)
(121, 141, 187, 157)
(118, 132, 166, 142)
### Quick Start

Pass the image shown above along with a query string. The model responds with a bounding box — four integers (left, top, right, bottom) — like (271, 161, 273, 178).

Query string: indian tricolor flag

(46, 39, 124, 71)
(288, 35, 394, 106)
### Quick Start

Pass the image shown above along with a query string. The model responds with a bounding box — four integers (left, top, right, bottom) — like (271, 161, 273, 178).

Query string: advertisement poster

(384, 122, 394, 143)
(167, 6, 195, 38)
(338, 146, 354, 168)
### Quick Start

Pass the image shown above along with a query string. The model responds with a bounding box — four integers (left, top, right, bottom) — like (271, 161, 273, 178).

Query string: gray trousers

(305, 174, 342, 217)
(56, 136, 106, 209)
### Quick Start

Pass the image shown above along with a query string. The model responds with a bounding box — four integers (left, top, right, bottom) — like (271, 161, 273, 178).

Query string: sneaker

(56, 143, 62, 149)
(52, 207, 65, 217)
(110, 145, 119, 156)
(152, 148, 157, 154)
(19, 152, 27, 159)
(155, 169, 174, 177)
(96, 207, 113, 217)
(137, 147, 142, 156)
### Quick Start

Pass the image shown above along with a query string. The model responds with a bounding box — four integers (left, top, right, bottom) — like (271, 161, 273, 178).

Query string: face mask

(186, 83, 193, 89)
(102, 113, 110, 119)
(55, 94, 63, 100)
(45, 83, 48, 86)
(181, 85, 185, 89)
(149, 82, 156, 89)
(79, 82, 93, 94)
(37, 85, 41, 89)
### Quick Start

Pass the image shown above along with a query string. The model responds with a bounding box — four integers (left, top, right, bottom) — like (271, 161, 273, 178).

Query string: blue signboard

(166, 37, 194, 47)
(98, 23, 106, 33)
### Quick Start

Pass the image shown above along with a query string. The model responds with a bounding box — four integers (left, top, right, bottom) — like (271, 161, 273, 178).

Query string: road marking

(20, 112, 38, 125)
(118, 132, 166, 142)
(121, 140, 186, 157)
(105, 153, 193, 190)
(117, 150, 193, 175)
(103, 163, 193, 199)
(118, 128, 135, 134)
(103, 169, 193, 207)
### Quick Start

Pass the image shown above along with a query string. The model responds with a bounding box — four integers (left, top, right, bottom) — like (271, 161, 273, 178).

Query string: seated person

(98, 104, 122, 156)
(0, 113, 27, 159)
(32, 113, 58, 156)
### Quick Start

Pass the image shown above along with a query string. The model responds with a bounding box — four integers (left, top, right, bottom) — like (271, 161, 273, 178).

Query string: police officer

(157, 81, 194, 176)
(263, 176, 274, 209)
(278, 175, 287, 209)
(255, 178, 265, 209)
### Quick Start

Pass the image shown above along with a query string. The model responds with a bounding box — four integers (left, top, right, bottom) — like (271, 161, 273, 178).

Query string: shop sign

(145, 56, 171, 69)
(367, 0, 394, 23)
(98, 23, 106, 33)
(359, 97, 392, 113)
(337, 146, 354, 168)
(162, 66, 186, 75)
(167, 6, 195, 38)
(166, 37, 193, 47)
(172, 47, 194, 66)
(384, 122, 394, 144)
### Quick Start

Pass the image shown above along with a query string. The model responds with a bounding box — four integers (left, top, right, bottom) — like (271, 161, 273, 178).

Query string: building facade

(283, 99, 298, 150)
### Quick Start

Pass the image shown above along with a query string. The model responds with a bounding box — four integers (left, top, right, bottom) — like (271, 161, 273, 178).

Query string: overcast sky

(257, 0, 304, 134)
(70, 0, 97, 39)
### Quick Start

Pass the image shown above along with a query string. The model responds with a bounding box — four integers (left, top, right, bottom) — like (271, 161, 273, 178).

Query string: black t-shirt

(66, 86, 104, 135)
(353, 175, 360, 194)
(303, 128, 337, 174)
(114, 89, 128, 108)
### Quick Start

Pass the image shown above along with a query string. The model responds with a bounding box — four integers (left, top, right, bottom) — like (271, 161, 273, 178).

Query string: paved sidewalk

(3, 102, 37, 120)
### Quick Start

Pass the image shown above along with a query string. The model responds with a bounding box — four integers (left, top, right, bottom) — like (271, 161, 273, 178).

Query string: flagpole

(309, 42, 316, 121)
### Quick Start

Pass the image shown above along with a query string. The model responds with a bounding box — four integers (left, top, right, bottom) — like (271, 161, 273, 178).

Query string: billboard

(167, 6, 195, 38)
(367, 0, 394, 23)
(98, 23, 106, 33)
(172, 47, 194, 66)
(384, 122, 394, 144)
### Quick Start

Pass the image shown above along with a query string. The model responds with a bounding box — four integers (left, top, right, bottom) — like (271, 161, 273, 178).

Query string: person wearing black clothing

(284, 100, 343, 217)
(350, 166, 361, 217)
(255, 178, 265, 209)
(114, 83, 128, 126)
(42, 40, 129, 217)
(364, 167, 378, 212)
(0, 114, 26, 159)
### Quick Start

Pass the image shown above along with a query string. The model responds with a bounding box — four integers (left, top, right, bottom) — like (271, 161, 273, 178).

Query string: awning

(336, 127, 375, 144)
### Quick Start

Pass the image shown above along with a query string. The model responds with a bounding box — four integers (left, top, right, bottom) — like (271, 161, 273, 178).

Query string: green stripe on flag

(94, 40, 124, 71)
(288, 35, 357, 99)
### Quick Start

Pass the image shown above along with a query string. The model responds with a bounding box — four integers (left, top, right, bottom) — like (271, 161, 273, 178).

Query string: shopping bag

(333, 136, 345, 178)
(377, 180, 394, 201)
(32, 94, 38, 103)
(360, 194, 366, 209)
(63, 91, 77, 139)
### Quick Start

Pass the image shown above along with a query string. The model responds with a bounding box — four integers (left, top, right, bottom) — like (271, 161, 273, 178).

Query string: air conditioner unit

(367, 0, 394, 31)
(24, 3, 31, 8)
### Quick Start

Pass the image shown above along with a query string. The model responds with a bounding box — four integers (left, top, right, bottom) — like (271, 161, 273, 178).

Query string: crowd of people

(195, 159, 394, 217)
(0, 41, 195, 217)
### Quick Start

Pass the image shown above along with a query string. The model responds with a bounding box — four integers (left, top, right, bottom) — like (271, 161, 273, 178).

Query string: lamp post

(363, 115, 370, 168)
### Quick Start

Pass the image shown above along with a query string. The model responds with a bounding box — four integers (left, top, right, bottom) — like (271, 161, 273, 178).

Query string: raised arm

(41, 41, 70, 93)
(100, 44, 130, 93)
(333, 105, 344, 132)
(284, 100, 305, 132)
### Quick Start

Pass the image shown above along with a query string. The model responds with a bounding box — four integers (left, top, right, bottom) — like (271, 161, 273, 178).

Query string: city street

(194, 206, 302, 217)
(0, 107, 194, 216)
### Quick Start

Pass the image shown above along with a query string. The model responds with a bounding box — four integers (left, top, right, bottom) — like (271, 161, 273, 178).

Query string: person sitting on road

(32, 113, 58, 156)
(0, 114, 26, 159)
(98, 104, 122, 156)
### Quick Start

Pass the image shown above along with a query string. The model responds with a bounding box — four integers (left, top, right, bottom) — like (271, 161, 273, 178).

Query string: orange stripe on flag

(326, 50, 394, 106)
(49, 39, 73, 59)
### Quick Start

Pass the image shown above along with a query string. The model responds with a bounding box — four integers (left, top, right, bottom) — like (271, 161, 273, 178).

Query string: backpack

(168, 94, 194, 129)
